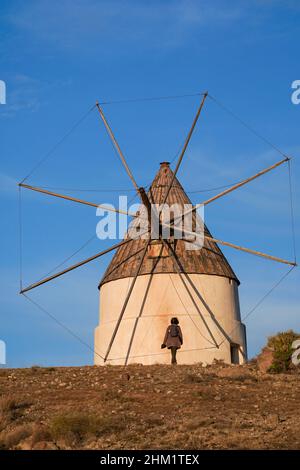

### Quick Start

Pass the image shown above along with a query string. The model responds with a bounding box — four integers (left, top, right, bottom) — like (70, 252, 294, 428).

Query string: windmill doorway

(230, 343, 241, 364)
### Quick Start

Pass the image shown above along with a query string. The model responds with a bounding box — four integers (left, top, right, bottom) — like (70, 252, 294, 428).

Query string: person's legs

(171, 347, 177, 364)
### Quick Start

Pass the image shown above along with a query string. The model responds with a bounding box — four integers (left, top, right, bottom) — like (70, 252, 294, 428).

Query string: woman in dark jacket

(161, 317, 183, 364)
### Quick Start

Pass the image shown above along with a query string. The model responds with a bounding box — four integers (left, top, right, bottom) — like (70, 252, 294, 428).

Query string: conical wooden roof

(99, 162, 239, 287)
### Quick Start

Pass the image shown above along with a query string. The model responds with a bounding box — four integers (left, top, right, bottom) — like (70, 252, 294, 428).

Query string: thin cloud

(0, 74, 41, 117)
(7, 0, 244, 52)
(0, 173, 18, 194)
(0, 74, 71, 118)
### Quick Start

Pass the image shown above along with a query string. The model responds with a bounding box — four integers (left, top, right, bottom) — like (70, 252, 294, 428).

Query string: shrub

(0, 396, 17, 414)
(0, 396, 31, 423)
(0, 397, 17, 432)
(0, 413, 9, 432)
(49, 412, 126, 445)
(0, 396, 21, 426)
(267, 330, 300, 373)
(50, 413, 99, 443)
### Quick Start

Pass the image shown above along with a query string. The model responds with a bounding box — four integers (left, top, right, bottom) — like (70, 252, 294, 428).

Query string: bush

(0, 396, 31, 424)
(0, 413, 9, 433)
(0, 396, 19, 428)
(0, 396, 17, 414)
(50, 413, 99, 443)
(50, 412, 126, 445)
(267, 330, 300, 373)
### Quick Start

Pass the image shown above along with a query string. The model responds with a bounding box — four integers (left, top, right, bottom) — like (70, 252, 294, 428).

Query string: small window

(148, 242, 169, 258)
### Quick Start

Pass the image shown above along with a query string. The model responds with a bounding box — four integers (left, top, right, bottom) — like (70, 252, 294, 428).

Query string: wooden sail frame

(161, 92, 208, 205)
(19, 183, 136, 217)
(20, 236, 142, 294)
(161, 222, 296, 267)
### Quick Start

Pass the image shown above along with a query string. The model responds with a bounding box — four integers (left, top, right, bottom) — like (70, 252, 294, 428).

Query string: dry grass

(0, 396, 18, 431)
(49, 412, 127, 445)
(0, 396, 17, 414)
(0, 424, 32, 449)
(0, 395, 32, 434)
(0, 414, 10, 434)
(31, 425, 52, 447)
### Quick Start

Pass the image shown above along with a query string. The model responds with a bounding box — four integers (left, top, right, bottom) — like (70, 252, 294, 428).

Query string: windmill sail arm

(19, 183, 135, 217)
(19, 237, 138, 294)
(205, 234, 296, 266)
(161, 222, 296, 266)
(96, 103, 140, 190)
(96, 102, 152, 210)
(162, 92, 208, 205)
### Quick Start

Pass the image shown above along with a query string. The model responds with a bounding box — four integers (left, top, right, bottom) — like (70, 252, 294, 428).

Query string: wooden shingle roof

(99, 162, 239, 287)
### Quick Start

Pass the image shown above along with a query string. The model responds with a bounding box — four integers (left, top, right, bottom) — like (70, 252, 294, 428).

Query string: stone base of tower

(94, 273, 247, 366)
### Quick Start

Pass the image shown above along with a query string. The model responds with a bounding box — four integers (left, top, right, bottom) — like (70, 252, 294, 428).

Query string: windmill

(19, 92, 297, 366)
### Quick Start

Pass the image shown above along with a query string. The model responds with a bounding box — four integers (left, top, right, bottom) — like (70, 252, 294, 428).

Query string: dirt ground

(0, 362, 299, 450)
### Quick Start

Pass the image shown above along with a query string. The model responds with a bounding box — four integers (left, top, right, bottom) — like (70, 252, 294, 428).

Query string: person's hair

(171, 317, 179, 325)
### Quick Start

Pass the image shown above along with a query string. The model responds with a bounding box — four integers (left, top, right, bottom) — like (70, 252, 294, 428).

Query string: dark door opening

(230, 344, 240, 364)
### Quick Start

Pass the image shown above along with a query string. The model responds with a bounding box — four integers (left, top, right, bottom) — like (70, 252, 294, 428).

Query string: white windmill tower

(95, 160, 247, 365)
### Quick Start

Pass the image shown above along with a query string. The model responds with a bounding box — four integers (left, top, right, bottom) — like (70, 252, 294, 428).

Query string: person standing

(161, 317, 183, 364)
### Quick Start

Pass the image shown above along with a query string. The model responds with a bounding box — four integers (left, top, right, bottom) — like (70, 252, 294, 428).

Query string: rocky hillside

(0, 362, 299, 450)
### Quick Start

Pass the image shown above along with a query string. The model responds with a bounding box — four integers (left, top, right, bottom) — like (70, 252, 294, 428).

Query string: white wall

(94, 273, 247, 365)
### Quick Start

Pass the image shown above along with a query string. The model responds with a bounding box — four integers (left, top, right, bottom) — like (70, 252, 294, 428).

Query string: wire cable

(37, 234, 98, 282)
(217, 265, 296, 349)
(208, 94, 290, 159)
(20, 104, 97, 184)
(21, 293, 105, 361)
(186, 180, 252, 194)
(98, 92, 204, 106)
(242, 265, 296, 324)
(32, 186, 137, 193)
(102, 345, 217, 363)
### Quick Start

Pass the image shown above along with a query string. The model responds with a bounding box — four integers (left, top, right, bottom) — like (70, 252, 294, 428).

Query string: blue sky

(0, 0, 299, 367)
